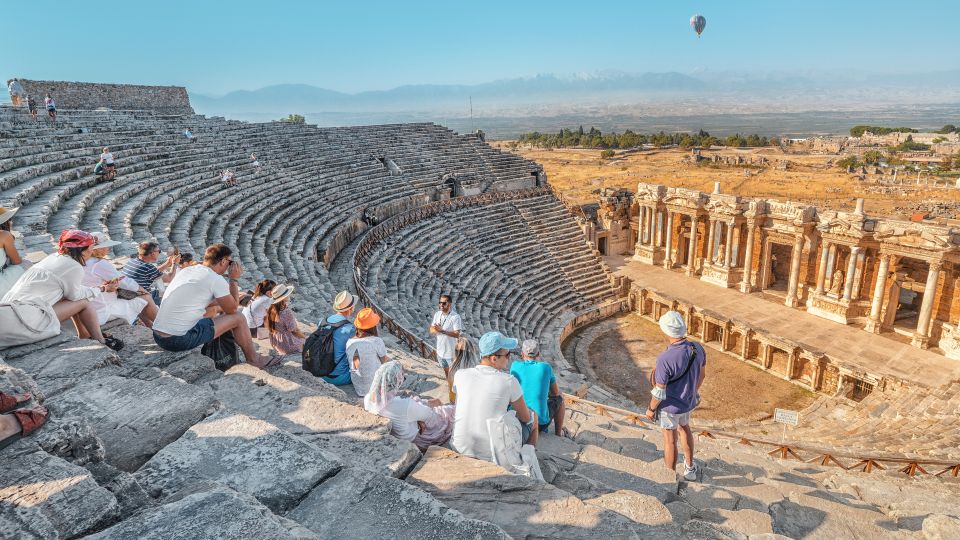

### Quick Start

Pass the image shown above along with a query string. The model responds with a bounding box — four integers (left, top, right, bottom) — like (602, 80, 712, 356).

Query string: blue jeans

(321, 370, 351, 386)
(151, 290, 162, 305)
(154, 318, 215, 352)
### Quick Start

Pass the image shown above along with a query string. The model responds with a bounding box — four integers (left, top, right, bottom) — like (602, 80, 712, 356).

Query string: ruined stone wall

(16, 79, 194, 114)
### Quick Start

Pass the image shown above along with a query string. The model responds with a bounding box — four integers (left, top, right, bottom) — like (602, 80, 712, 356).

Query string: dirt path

(584, 314, 815, 421)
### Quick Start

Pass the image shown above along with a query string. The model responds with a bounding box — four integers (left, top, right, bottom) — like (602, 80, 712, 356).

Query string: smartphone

(167, 246, 180, 257)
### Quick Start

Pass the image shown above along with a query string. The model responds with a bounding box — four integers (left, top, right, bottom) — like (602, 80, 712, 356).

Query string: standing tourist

(151, 243, 281, 368)
(644, 311, 706, 482)
(510, 339, 566, 437)
(450, 331, 537, 462)
(0, 207, 24, 299)
(264, 284, 305, 355)
(44, 94, 56, 122)
(27, 96, 38, 121)
(428, 294, 462, 377)
(122, 241, 179, 304)
(242, 279, 276, 338)
(318, 290, 358, 386)
(0, 230, 123, 350)
(346, 307, 389, 396)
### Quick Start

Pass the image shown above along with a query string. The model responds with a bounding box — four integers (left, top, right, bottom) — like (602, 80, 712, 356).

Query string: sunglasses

(439, 301, 448, 305)
(493, 352, 511, 359)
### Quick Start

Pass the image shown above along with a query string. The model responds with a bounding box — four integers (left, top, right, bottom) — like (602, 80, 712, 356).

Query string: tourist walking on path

(429, 294, 462, 377)
(242, 279, 275, 338)
(346, 307, 390, 396)
(0, 207, 24, 299)
(318, 290, 358, 386)
(644, 310, 706, 481)
(265, 284, 304, 355)
(44, 94, 56, 122)
(82, 232, 157, 328)
(510, 339, 567, 437)
(0, 229, 123, 350)
(7, 79, 25, 107)
(365, 361, 455, 452)
(451, 331, 537, 462)
(151, 243, 281, 369)
(122, 241, 179, 304)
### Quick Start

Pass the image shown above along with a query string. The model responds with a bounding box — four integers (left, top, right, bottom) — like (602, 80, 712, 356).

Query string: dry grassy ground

(498, 144, 960, 218)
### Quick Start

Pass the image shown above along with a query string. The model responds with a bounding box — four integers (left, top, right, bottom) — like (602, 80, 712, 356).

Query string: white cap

(659, 311, 687, 338)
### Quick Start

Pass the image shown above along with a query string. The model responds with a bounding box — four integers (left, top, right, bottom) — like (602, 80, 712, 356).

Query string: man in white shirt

(429, 294, 462, 376)
(451, 331, 537, 462)
(152, 243, 279, 368)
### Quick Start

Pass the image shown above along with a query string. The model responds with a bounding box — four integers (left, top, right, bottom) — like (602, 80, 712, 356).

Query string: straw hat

(90, 231, 121, 250)
(354, 307, 380, 330)
(0, 207, 18, 226)
(333, 290, 358, 312)
(270, 284, 295, 304)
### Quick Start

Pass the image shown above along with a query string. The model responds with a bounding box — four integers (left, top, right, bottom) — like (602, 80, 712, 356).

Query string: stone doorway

(598, 237, 607, 256)
(764, 243, 793, 293)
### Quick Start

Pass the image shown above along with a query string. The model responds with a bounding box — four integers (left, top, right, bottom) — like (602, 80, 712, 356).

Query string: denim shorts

(520, 417, 536, 444)
(539, 395, 563, 432)
(154, 318, 215, 352)
(437, 356, 452, 369)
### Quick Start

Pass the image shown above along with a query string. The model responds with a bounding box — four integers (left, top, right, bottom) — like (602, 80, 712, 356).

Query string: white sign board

(773, 408, 800, 426)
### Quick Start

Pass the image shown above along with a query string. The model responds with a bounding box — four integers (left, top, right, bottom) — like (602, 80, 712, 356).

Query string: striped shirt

(121, 258, 161, 291)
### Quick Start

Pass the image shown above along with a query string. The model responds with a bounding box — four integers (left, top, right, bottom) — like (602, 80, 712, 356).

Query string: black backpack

(302, 320, 348, 377)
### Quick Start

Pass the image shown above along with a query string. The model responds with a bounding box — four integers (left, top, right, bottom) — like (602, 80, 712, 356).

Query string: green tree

(862, 150, 884, 165)
(280, 114, 305, 124)
(837, 156, 861, 169)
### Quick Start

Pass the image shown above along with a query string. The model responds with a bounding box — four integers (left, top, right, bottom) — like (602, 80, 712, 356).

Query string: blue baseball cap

(479, 331, 519, 357)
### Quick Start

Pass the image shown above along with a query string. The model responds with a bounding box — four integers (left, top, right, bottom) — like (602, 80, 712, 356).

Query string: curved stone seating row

(357, 190, 621, 368)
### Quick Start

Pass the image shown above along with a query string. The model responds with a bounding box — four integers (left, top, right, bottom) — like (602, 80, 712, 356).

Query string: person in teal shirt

(509, 339, 566, 436)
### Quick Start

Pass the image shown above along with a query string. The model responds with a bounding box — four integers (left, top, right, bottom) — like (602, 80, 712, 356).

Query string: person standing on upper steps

(429, 293, 462, 378)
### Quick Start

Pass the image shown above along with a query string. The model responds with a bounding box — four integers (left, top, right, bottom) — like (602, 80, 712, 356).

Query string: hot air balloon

(690, 14, 706, 37)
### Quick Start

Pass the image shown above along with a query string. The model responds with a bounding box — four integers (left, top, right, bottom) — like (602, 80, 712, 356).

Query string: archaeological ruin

(2, 81, 960, 539)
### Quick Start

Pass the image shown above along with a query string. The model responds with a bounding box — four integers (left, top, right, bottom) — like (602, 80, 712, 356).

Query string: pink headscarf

(57, 229, 94, 254)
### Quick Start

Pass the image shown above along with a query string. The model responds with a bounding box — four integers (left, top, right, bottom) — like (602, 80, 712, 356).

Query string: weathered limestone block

(287, 467, 509, 539)
(0, 359, 43, 402)
(211, 364, 420, 477)
(49, 374, 219, 471)
(770, 490, 904, 539)
(822, 471, 960, 521)
(84, 461, 152, 516)
(4, 339, 121, 397)
(696, 508, 775, 536)
(923, 514, 960, 540)
(0, 450, 118, 539)
(163, 351, 221, 384)
(571, 444, 679, 502)
(135, 410, 341, 513)
(407, 447, 646, 539)
(85, 485, 318, 540)
(0, 333, 75, 360)
(32, 416, 106, 465)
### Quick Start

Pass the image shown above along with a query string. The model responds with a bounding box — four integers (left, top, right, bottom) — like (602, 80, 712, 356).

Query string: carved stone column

(851, 251, 866, 299)
(785, 235, 805, 308)
(686, 214, 699, 276)
(842, 246, 861, 301)
(815, 241, 830, 294)
(723, 223, 734, 269)
(739, 220, 756, 293)
(704, 218, 716, 265)
(912, 260, 943, 349)
(865, 254, 891, 334)
(663, 212, 674, 268)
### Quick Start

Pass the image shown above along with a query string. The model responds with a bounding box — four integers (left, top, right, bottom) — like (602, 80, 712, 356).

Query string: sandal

(0, 392, 31, 414)
(0, 405, 49, 451)
(103, 335, 124, 351)
(258, 355, 283, 369)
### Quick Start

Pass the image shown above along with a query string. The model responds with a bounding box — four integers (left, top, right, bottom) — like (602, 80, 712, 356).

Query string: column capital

(929, 259, 944, 272)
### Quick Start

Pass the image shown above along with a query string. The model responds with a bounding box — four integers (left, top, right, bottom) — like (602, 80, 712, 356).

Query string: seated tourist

(510, 339, 566, 437)
(99, 147, 117, 174)
(250, 153, 261, 167)
(81, 232, 158, 329)
(450, 331, 537, 462)
(178, 253, 196, 268)
(346, 307, 389, 396)
(365, 361, 455, 452)
(445, 335, 479, 404)
(122, 241, 179, 304)
(184, 128, 196, 141)
(220, 169, 237, 187)
(0, 230, 123, 350)
(242, 279, 275, 338)
(264, 284, 305, 355)
(0, 390, 48, 451)
(318, 290, 358, 386)
(151, 243, 281, 368)
(0, 207, 24, 299)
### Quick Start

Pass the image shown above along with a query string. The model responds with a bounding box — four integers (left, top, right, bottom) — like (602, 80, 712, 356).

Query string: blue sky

(4, 0, 958, 95)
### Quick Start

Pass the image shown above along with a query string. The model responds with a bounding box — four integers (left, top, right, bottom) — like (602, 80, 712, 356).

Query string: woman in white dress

(365, 361, 455, 452)
(242, 279, 276, 338)
(82, 232, 158, 328)
(1, 229, 123, 350)
(0, 207, 24, 299)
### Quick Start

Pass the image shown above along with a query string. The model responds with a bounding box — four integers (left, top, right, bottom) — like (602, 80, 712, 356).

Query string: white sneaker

(683, 462, 698, 481)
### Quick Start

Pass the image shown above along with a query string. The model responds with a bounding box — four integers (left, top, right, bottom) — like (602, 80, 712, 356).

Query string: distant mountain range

(188, 70, 960, 136)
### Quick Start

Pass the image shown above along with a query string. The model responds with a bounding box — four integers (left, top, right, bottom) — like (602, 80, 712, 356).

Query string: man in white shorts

(645, 310, 706, 481)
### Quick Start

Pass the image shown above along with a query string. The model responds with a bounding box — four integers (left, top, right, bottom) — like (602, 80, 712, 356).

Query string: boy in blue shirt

(510, 339, 566, 437)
